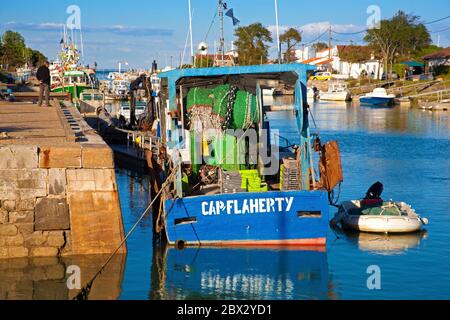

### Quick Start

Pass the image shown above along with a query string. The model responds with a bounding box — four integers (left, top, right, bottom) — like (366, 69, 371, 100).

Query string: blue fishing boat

(156, 64, 343, 247)
(360, 88, 396, 107)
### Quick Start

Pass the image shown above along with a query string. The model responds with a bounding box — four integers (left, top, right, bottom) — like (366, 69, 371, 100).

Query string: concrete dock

(0, 100, 126, 259)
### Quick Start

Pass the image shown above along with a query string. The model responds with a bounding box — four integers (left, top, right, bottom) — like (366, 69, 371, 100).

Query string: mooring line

(73, 165, 179, 300)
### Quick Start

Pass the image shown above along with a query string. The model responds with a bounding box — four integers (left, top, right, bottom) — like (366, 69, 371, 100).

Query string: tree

(29, 49, 47, 67)
(1, 30, 26, 69)
(0, 38, 3, 69)
(364, 11, 431, 80)
(235, 23, 273, 65)
(194, 55, 214, 68)
(338, 45, 373, 78)
(313, 42, 328, 52)
(280, 28, 302, 63)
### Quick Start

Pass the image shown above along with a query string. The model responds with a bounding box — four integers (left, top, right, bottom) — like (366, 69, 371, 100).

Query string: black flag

(225, 9, 240, 26)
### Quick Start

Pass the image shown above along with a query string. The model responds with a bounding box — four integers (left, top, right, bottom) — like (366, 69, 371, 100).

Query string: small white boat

(119, 101, 147, 121)
(333, 200, 428, 233)
(110, 78, 130, 97)
(319, 82, 351, 101)
(360, 88, 396, 107)
(262, 88, 275, 96)
(331, 182, 428, 233)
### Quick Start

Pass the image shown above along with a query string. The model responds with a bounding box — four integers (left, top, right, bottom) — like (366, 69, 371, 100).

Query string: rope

(73, 164, 179, 300)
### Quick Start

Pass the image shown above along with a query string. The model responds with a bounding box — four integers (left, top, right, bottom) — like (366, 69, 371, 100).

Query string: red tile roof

(422, 47, 450, 60)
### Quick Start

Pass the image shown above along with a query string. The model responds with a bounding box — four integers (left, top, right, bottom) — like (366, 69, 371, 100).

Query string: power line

(430, 26, 450, 33)
(424, 15, 450, 25)
(328, 15, 450, 35)
(331, 29, 368, 35)
(302, 29, 328, 46)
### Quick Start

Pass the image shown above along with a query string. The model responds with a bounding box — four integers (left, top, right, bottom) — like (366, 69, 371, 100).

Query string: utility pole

(274, 0, 282, 64)
(328, 25, 332, 72)
(219, 0, 225, 65)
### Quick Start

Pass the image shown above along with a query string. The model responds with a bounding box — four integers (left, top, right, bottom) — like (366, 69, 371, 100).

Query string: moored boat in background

(360, 88, 396, 107)
(319, 82, 351, 101)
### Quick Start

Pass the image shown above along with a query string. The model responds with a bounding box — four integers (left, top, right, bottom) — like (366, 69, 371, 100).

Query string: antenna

(219, 0, 225, 63)
(328, 24, 332, 71)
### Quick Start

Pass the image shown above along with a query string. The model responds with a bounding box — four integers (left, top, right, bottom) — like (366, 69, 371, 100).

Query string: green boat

(50, 33, 99, 101)
(52, 69, 98, 101)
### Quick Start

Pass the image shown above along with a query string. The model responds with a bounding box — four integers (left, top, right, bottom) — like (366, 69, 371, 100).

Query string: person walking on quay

(36, 61, 51, 107)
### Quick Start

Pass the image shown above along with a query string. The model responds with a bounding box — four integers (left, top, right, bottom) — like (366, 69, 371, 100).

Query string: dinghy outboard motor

(365, 181, 383, 199)
(362, 181, 384, 206)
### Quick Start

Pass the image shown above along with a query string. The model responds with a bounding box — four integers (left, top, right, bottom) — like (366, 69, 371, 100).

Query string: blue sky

(1, 0, 449, 69)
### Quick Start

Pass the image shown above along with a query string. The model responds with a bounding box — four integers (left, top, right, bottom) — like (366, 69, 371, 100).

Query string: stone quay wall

(0, 144, 126, 259)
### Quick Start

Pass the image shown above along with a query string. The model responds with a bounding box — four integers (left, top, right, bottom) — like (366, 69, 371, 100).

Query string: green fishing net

(212, 84, 230, 118)
(187, 87, 213, 110)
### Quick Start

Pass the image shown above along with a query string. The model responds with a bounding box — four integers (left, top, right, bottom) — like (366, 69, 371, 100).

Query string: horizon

(1, 0, 449, 69)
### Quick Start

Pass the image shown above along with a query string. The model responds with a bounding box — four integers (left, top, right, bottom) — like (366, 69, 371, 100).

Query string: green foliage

(313, 42, 328, 51)
(364, 11, 431, 79)
(0, 30, 47, 69)
(234, 23, 273, 65)
(194, 55, 214, 68)
(0, 39, 3, 67)
(433, 65, 450, 77)
(413, 45, 442, 61)
(392, 63, 406, 78)
(280, 28, 301, 62)
(339, 46, 371, 64)
(29, 48, 47, 67)
(1, 30, 26, 68)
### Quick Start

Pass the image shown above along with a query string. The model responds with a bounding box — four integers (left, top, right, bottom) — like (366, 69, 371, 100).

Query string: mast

(219, 0, 225, 63)
(274, 0, 281, 64)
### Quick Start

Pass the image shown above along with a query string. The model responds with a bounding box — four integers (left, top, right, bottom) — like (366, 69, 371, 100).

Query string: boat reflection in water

(151, 246, 336, 300)
(343, 230, 428, 256)
(0, 254, 126, 300)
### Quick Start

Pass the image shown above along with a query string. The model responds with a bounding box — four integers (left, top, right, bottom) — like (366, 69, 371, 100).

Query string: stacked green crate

(239, 170, 268, 192)
(280, 164, 285, 190)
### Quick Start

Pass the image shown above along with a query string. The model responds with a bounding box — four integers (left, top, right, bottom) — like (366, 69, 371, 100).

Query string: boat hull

(52, 85, 89, 100)
(342, 215, 422, 233)
(165, 190, 329, 247)
(360, 96, 395, 107)
(320, 92, 351, 101)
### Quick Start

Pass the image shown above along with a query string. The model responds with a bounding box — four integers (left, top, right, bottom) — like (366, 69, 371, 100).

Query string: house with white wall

(297, 45, 384, 79)
(422, 47, 450, 69)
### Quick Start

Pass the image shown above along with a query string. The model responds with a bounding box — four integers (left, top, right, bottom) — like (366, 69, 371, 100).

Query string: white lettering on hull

(201, 197, 295, 216)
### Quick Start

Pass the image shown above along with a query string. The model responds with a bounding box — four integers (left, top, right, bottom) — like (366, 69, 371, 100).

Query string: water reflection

(150, 246, 336, 300)
(311, 102, 449, 136)
(0, 254, 126, 300)
(344, 231, 428, 256)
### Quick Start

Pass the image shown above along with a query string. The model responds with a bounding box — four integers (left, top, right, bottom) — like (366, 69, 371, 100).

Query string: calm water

(0, 99, 449, 300)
